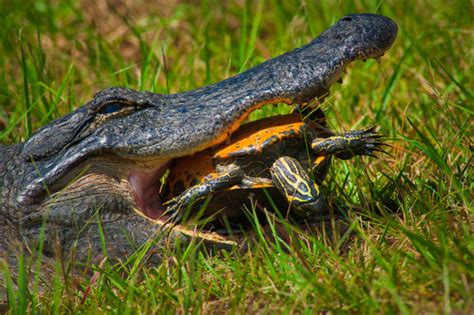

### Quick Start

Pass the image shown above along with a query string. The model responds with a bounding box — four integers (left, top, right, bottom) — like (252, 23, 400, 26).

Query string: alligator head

(0, 14, 397, 262)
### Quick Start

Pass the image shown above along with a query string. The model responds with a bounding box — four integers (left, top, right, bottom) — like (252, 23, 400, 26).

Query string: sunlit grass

(1, 0, 472, 313)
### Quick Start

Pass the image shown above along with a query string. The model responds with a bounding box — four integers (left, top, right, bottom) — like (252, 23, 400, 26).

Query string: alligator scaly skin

(0, 14, 397, 262)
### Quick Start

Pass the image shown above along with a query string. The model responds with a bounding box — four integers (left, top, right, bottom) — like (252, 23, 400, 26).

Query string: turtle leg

(163, 164, 244, 222)
(311, 126, 386, 160)
(270, 156, 327, 217)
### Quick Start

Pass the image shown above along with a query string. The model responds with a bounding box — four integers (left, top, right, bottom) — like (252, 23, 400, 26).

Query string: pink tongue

(128, 162, 170, 219)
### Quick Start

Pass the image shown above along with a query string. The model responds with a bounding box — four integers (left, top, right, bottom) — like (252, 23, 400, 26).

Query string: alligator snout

(317, 13, 398, 61)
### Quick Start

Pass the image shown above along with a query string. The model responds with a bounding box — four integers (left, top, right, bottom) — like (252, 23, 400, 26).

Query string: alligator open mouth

(128, 161, 172, 221)
(127, 99, 320, 225)
(126, 102, 321, 225)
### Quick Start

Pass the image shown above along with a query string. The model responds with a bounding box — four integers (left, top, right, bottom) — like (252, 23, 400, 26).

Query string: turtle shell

(214, 113, 312, 159)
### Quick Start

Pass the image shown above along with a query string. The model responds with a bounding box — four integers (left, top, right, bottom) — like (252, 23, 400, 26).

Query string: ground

(0, 0, 472, 313)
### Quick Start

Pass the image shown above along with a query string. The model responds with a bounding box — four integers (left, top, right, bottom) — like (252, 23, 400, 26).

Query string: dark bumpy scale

(0, 14, 397, 262)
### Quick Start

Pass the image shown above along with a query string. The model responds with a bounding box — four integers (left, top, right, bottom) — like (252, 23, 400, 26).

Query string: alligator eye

(99, 103, 124, 114)
(342, 17, 352, 22)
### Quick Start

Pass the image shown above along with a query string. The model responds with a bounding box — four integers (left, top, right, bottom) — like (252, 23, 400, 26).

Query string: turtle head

(270, 157, 328, 218)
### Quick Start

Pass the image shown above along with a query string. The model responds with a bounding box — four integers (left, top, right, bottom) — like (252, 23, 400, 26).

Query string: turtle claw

(162, 198, 186, 223)
(311, 127, 388, 160)
(163, 193, 205, 223)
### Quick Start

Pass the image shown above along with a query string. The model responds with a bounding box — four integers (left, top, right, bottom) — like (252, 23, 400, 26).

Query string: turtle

(161, 109, 384, 225)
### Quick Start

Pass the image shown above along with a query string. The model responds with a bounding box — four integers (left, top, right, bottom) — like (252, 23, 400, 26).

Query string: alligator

(0, 14, 397, 263)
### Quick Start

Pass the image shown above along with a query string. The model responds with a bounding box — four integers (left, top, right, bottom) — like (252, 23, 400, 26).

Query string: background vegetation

(1, 0, 472, 313)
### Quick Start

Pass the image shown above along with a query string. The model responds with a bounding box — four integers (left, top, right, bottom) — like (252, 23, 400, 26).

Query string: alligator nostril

(341, 17, 352, 22)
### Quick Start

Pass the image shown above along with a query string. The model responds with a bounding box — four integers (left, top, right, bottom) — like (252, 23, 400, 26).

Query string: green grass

(1, 0, 472, 313)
